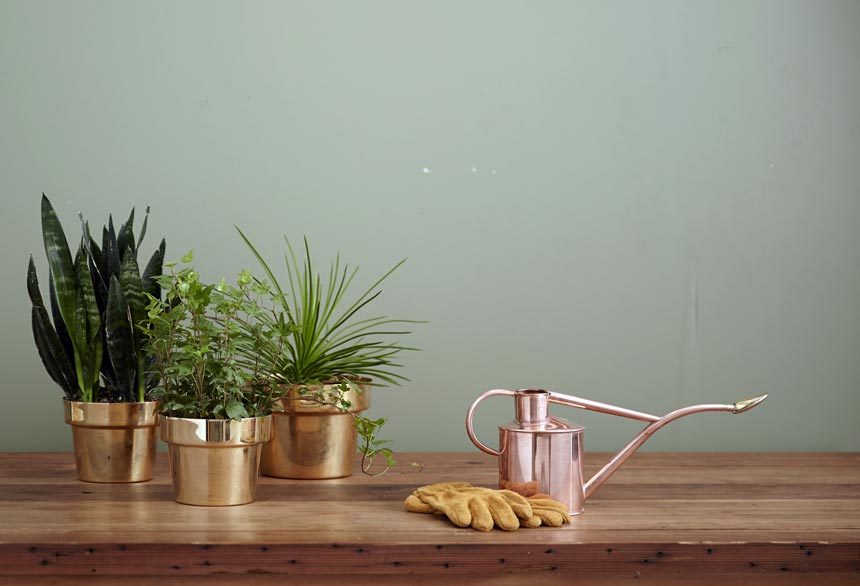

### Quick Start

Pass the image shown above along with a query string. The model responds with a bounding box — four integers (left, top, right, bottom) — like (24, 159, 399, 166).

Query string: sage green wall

(2, 1, 858, 454)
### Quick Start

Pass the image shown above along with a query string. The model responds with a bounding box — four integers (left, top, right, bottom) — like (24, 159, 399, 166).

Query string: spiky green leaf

(28, 256, 77, 397)
(80, 216, 109, 313)
(32, 307, 77, 398)
(136, 206, 149, 252)
(74, 249, 103, 400)
(105, 276, 136, 402)
(141, 239, 165, 300)
(119, 252, 146, 344)
(40, 194, 78, 345)
(104, 216, 121, 281)
(74, 246, 101, 344)
(117, 207, 135, 260)
(48, 272, 75, 372)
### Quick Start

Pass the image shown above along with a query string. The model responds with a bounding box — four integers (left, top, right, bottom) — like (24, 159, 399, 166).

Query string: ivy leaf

(225, 399, 248, 421)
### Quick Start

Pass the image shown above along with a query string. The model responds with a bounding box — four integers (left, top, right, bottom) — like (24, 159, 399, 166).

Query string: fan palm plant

(236, 227, 421, 476)
(237, 230, 418, 389)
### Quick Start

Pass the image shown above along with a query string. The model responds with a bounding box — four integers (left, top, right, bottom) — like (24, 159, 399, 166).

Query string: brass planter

(161, 416, 272, 506)
(261, 382, 371, 479)
(63, 400, 159, 483)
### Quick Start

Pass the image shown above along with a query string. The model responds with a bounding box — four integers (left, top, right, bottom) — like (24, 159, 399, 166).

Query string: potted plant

(144, 253, 289, 505)
(237, 228, 420, 479)
(27, 194, 165, 483)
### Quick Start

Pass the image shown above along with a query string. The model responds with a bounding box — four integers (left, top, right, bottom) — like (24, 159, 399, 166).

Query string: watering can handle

(465, 389, 516, 456)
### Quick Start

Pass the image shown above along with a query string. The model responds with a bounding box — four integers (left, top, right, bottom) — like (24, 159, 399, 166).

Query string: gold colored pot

(261, 382, 371, 479)
(63, 400, 159, 483)
(161, 416, 272, 506)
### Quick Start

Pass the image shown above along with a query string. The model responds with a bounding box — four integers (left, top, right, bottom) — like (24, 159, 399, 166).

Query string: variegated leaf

(40, 194, 78, 344)
(141, 239, 165, 300)
(105, 276, 136, 402)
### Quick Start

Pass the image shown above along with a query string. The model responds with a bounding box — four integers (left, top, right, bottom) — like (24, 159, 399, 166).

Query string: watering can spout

(733, 394, 768, 414)
(580, 393, 768, 499)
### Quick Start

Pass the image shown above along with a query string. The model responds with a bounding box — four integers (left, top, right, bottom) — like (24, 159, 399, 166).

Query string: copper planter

(63, 400, 159, 483)
(261, 383, 371, 479)
(161, 416, 272, 506)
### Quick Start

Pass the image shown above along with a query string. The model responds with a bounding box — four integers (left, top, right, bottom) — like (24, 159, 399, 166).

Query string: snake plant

(27, 194, 165, 403)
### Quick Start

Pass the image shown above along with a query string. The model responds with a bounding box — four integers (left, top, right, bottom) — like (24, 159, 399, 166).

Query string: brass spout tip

(732, 394, 768, 414)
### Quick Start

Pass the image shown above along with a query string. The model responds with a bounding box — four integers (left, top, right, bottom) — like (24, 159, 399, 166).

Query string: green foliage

(355, 414, 396, 475)
(236, 227, 423, 472)
(236, 228, 420, 387)
(28, 194, 164, 402)
(143, 253, 291, 420)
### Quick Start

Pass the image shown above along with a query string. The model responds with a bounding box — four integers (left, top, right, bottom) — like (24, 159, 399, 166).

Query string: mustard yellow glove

(527, 496, 572, 527)
(404, 482, 474, 514)
(410, 484, 534, 531)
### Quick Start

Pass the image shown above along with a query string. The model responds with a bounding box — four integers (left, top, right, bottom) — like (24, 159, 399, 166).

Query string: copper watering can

(466, 389, 767, 515)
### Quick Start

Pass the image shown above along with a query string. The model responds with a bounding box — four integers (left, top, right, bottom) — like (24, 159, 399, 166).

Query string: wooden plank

(0, 542, 857, 578)
(2, 575, 859, 586)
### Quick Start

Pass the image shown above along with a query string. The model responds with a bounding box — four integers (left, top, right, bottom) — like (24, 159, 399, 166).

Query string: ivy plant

(143, 252, 293, 420)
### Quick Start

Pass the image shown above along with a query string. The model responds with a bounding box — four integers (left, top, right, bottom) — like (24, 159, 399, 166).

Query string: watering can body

(466, 389, 766, 515)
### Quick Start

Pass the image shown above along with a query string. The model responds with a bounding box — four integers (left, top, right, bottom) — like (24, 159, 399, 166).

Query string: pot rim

(160, 415, 272, 446)
(63, 399, 160, 428)
(274, 382, 372, 414)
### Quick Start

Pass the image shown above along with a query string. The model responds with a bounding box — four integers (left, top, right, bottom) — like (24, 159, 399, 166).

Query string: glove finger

(468, 495, 495, 532)
(498, 490, 534, 521)
(528, 497, 569, 512)
(522, 514, 543, 528)
(484, 492, 520, 531)
(532, 509, 567, 527)
(420, 492, 473, 528)
(530, 499, 572, 524)
(404, 494, 435, 514)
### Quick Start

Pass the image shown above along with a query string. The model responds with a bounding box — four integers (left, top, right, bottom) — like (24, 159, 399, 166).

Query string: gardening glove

(527, 496, 571, 527)
(404, 482, 472, 514)
(407, 483, 534, 532)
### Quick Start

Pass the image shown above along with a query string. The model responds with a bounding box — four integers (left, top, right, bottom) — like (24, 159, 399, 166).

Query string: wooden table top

(0, 451, 858, 585)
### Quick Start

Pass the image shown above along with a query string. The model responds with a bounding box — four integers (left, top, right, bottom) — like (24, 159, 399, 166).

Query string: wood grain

(0, 452, 857, 585)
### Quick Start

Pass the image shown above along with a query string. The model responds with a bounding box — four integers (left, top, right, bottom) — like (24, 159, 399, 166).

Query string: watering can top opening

(502, 389, 584, 434)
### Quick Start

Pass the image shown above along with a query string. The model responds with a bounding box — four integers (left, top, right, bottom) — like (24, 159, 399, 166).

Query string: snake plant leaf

(32, 307, 77, 399)
(104, 216, 121, 283)
(117, 207, 135, 260)
(26, 255, 45, 311)
(105, 275, 136, 402)
(74, 247, 102, 344)
(94, 251, 119, 393)
(80, 217, 109, 314)
(120, 252, 149, 400)
(48, 271, 75, 367)
(40, 194, 78, 346)
(28, 255, 77, 397)
(119, 252, 146, 331)
(141, 238, 166, 300)
(136, 206, 149, 252)
(74, 248, 103, 400)
(100, 225, 110, 279)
